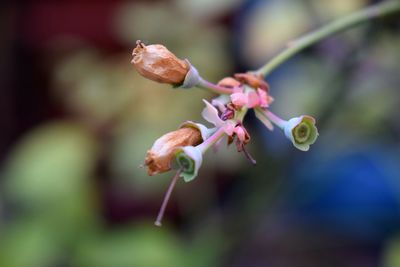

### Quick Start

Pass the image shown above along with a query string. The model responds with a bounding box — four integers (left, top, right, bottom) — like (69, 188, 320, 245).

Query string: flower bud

(284, 115, 319, 151)
(132, 41, 190, 85)
(145, 127, 202, 176)
(234, 73, 270, 91)
(174, 146, 203, 182)
(217, 77, 241, 88)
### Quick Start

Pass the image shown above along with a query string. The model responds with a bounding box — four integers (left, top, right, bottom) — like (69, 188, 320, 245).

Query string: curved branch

(255, 1, 400, 77)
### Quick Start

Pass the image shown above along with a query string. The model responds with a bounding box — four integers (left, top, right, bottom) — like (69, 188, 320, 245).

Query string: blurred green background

(1, 1, 400, 266)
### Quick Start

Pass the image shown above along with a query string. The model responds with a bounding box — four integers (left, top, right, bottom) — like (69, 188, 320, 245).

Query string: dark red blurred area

(17, 2, 120, 50)
(1, 1, 132, 160)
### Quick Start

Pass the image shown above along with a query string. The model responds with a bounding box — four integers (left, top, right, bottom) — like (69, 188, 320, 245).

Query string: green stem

(255, 1, 400, 77)
(198, 77, 234, 94)
(154, 169, 182, 227)
(261, 109, 287, 129)
(236, 107, 248, 122)
(197, 127, 226, 153)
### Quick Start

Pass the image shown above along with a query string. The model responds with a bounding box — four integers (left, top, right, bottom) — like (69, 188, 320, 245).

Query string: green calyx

(175, 152, 195, 174)
(284, 115, 318, 151)
(293, 121, 312, 144)
(173, 146, 203, 182)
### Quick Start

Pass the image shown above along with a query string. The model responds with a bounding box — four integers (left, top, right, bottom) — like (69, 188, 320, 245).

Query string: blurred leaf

(73, 223, 186, 267)
(187, 222, 225, 267)
(241, 0, 311, 67)
(53, 50, 138, 126)
(4, 121, 98, 210)
(384, 236, 400, 267)
(0, 220, 59, 267)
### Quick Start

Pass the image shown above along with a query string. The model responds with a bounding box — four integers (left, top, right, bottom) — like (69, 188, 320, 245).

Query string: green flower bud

(284, 115, 318, 151)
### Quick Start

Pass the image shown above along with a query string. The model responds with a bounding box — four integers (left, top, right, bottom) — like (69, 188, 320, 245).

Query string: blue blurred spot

(285, 147, 400, 240)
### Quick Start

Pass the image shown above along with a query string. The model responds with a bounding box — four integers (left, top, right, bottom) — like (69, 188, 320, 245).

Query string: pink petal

(234, 126, 246, 142)
(231, 92, 248, 107)
(222, 121, 235, 136)
(247, 91, 260, 108)
(233, 87, 244, 93)
(257, 88, 269, 108)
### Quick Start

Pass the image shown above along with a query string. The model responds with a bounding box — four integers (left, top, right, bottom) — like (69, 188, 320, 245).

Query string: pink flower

(257, 89, 269, 108)
(246, 91, 260, 108)
(229, 88, 272, 109)
(231, 92, 248, 107)
(234, 126, 246, 142)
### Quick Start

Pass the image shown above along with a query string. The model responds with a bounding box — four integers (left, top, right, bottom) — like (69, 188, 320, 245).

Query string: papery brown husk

(132, 42, 190, 84)
(145, 127, 202, 176)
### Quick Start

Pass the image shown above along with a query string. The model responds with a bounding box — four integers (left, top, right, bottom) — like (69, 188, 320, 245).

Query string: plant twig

(198, 77, 234, 94)
(155, 170, 182, 227)
(255, 1, 400, 77)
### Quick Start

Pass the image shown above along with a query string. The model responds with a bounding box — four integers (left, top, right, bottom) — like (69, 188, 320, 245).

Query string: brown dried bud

(132, 41, 190, 85)
(234, 73, 270, 91)
(217, 77, 241, 88)
(145, 127, 202, 176)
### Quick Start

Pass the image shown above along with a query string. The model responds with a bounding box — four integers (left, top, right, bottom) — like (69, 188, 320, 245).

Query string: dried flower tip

(234, 73, 270, 91)
(145, 127, 202, 176)
(132, 42, 190, 85)
(217, 77, 241, 88)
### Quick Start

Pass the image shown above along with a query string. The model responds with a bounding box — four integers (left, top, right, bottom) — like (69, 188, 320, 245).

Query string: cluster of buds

(132, 41, 319, 226)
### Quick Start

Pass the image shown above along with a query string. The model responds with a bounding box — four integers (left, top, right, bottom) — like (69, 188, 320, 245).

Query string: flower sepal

(284, 115, 319, 151)
(173, 146, 203, 182)
(179, 60, 201, 89)
(180, 121, 215, 141)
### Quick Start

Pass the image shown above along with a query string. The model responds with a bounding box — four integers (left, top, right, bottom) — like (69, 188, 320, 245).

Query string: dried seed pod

(145, 127, 202, 176)
(132, 41, 190, 85)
